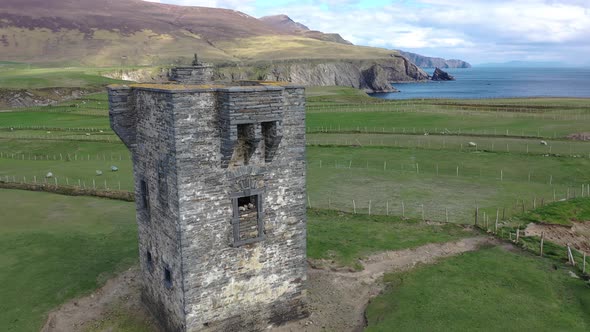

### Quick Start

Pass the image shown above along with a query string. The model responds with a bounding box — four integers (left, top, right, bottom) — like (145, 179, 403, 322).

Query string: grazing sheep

(110, 166, 119, 172)
(540, 140, 548, 145)
(96, 170, 103, 176)
(45, 172, 53, 178)
(468, 142, 477, 147)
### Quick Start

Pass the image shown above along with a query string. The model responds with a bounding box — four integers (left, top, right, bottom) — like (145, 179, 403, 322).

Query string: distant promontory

(397, 51, 471, 69)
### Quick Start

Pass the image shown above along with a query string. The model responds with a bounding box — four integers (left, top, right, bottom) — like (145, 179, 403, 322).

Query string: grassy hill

(0, 0, 399, 66)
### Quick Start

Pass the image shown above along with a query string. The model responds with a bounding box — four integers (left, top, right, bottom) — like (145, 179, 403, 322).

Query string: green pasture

(0, 189, 138, 332)
(10, 92, 111, 115)
(1, 90, 589, 225)
(366, 246, 590, 332)
(306, 209, 476, 270)
(2, 85, 590, 331)
(0, 65, 128, 89)
(308, 132, 590, 156)
(307, 145, 590, 186)
(0, 111, 109, 129)
(307, 110, 590, 138)
(0, 189, 476, 331)
(521, 197, 590, 226)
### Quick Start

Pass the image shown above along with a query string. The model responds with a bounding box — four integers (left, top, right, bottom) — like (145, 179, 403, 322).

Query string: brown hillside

(0, 0, 280, 40)
(259, 14, 310, 33)
(260, 14, 352, 45)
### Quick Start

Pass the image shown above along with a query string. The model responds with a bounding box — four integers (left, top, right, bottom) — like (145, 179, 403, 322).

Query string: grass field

(0, 189, 138, 332)
(307, 209, 476, 269)
(2, 85, 590, 330)
(366, 246, 590, 331)
(1, 88, 590, 224)
(0, 190, 479, 331)
(0, 65, 127, 90)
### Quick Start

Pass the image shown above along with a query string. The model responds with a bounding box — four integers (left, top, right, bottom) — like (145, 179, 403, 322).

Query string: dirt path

(272, 236, 496, 332)
(525, 221, 590, 253)
(41, 266, 158, 332)
(41, 236, 496, 332)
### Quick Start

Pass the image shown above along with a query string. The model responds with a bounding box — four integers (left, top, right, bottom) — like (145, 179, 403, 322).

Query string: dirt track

(525, 221, 590, 253)
(41, 236, 496, 332)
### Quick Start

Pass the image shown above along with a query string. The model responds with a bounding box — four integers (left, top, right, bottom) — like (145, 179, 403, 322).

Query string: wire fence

(307, 135, 590, 158)
(306, 102, 590, 120)
(306, 125, 580, 139)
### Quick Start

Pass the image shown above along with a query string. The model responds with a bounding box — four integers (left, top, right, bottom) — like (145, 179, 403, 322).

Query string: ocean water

(371, 67, 590, 99)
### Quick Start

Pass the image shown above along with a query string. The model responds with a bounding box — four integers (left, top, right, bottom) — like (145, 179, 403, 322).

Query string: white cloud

(142, 0, 590, 64)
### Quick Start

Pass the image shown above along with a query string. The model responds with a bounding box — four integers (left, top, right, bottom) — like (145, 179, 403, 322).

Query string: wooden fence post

(421, 204, 425, 221)
(541, 232, 545, 257)
(401, 201, 405, 218)
(495, 208, 499, 233)
(567, 245, 576, 266)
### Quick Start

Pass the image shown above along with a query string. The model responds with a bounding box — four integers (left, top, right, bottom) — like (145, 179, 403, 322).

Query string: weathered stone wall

(109, 82, 307, 332)
(173, 86, 307, 331)
(169, 66, 215, 84)
(107, 86, 136, 151)
(109, 88, 186, 331)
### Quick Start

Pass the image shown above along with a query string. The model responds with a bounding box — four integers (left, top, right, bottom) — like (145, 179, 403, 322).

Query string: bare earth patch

(41, 266, 159, 332)
(41, 237, 496, 332)
(567, 132, 590, 141)
(525, 221, 590, 253)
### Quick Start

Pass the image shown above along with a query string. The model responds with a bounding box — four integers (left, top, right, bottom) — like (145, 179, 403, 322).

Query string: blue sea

(371, 67, 590, 99)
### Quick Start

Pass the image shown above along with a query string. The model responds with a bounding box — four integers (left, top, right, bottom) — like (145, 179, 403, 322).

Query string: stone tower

(107, 66, 307, 331)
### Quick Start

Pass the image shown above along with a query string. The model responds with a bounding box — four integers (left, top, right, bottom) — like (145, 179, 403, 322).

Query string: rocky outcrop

(397, 50, 471, 68)
(103, 56, 429, 93)
(216, 57, 429, 93)
(102, 68, 169, 82)
(0, 87, 94, 108)
(431, 67, 455, 81)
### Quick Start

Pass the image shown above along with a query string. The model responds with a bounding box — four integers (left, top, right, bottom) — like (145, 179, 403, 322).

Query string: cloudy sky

(143, 0, 590, 65)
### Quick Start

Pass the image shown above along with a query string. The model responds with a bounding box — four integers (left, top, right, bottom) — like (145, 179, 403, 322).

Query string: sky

(143, 0, 590, 65)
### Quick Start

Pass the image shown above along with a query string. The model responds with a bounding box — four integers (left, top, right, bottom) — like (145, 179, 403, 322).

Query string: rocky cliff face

(431, 67, 455, 81)
(216, 57, 429, 93)
(104, 56, 429, 93)
(397, 51, 471, 68)
(0, 87, 94, 108)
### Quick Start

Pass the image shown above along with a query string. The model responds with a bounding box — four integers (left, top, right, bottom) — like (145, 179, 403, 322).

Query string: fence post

(567, 245, 576, 266)
(368, 200, 372, 215)
(495, 208, 499, 233)
(445, 208, 449, 223)
(421, 204, 425, 221)
(401, 201, 405, 218)
(541, 232, 545, 257)
(353, 200, 356, 214)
